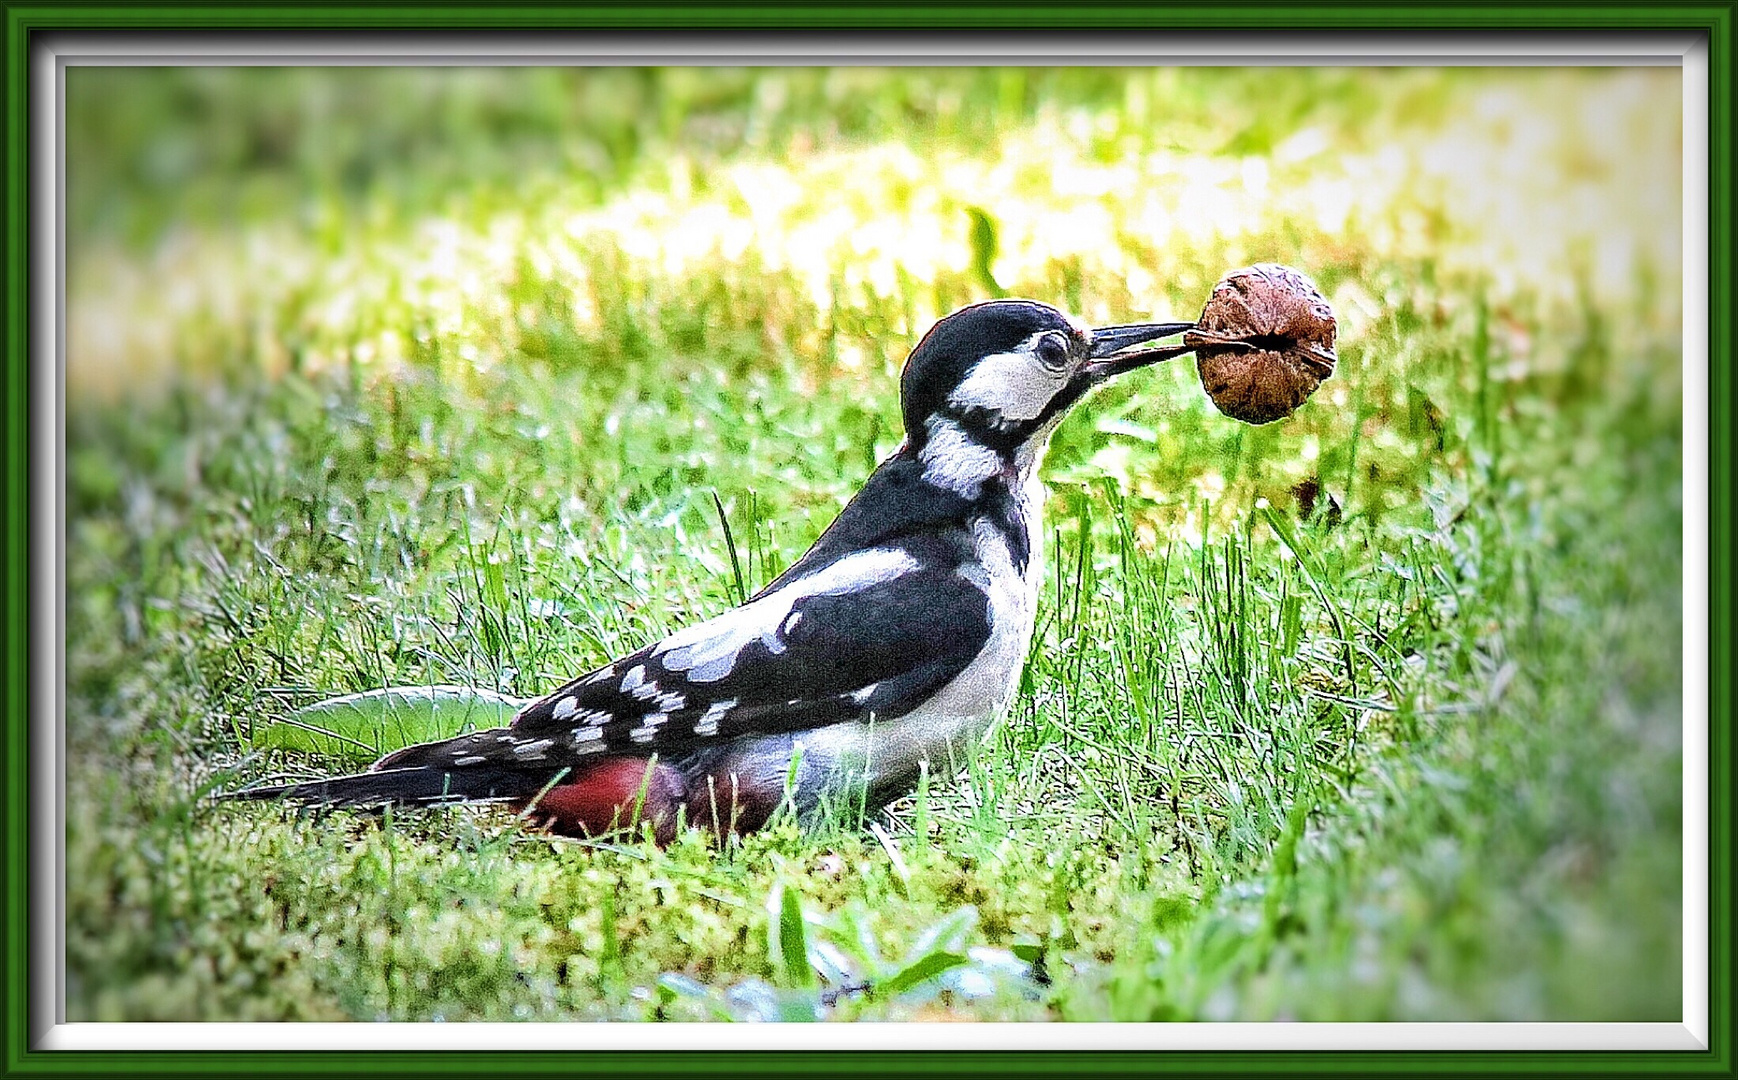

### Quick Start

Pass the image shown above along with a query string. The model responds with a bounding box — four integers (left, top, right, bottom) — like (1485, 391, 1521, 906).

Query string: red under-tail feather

(221, 756, 694, 843)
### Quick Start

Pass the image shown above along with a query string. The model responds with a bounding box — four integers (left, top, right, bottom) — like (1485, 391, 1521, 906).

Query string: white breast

(801, 473, 1047, 791)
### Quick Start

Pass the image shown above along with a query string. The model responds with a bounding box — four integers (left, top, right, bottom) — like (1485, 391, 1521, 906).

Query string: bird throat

(918, 411, 1060, 502)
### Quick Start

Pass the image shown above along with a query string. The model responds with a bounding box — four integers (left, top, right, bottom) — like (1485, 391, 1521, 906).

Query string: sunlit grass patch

(70, 68, 1678, 395)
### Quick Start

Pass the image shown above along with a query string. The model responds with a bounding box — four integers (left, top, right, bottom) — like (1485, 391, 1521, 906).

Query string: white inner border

(30, 30, 1711, 1054)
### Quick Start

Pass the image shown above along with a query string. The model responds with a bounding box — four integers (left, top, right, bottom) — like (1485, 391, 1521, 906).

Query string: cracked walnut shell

(1184, 264, 1337, 425)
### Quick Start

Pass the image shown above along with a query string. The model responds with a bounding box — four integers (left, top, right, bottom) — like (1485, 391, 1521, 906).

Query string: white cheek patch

(949, 346, 1066, 422)
(920, 417, 1003, 499)
(657, 547, 919, 683)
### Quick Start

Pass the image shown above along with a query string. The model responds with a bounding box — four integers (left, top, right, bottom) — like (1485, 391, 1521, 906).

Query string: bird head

(899, 299, 1193, 491)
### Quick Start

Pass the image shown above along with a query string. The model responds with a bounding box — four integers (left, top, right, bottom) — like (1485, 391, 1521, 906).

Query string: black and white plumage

(227, 300, 1194, 842)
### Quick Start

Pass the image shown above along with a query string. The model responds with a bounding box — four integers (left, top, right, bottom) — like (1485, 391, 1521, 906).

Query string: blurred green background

(64, 66, 1685, 1023)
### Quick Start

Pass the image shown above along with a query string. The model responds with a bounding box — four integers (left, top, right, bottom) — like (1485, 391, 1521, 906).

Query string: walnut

(1183, 264, 1337, 425)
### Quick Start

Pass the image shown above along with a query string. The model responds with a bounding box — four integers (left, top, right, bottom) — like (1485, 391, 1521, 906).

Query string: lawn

(64, 66, 1685, 1023)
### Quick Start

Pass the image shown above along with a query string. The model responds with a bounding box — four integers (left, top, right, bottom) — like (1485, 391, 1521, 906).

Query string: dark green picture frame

(4, 3, 1729, 1075)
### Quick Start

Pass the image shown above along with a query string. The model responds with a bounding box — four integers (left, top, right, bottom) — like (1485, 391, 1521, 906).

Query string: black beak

(1082, 321, 1196, 380)
(1089, 321, 1195, 359)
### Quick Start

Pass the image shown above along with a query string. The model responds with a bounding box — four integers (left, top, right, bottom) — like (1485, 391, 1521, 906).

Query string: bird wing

(376, 544, 992, 773)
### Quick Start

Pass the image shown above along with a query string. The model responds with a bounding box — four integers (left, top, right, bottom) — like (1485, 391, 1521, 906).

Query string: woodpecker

(227, 300, 1193, 843)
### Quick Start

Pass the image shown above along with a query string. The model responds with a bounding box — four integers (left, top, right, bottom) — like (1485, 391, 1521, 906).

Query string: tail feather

(219, 765, 551, 808)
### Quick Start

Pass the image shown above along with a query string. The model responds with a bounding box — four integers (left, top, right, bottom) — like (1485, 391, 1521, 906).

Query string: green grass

(64, 66, 1684, 1022)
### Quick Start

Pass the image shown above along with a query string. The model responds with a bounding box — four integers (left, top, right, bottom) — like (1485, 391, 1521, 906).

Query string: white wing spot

(551, 696, 578, 720)
(453, 755, 487, 766)
(694, 698, 736, 737)
(511, 739, 554, 759)
(654, 690, 686, 712)
(851, 682, 880, 704)
(656, 548, 919, 683)
(573, 707, 613, 727)
(628, 715, 665, 744)
(572, 726, 604, 746)
(620, 664, 648, 694)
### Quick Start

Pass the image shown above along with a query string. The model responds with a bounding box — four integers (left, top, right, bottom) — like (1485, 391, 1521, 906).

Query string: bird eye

(1035, 334, 1070, 370)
